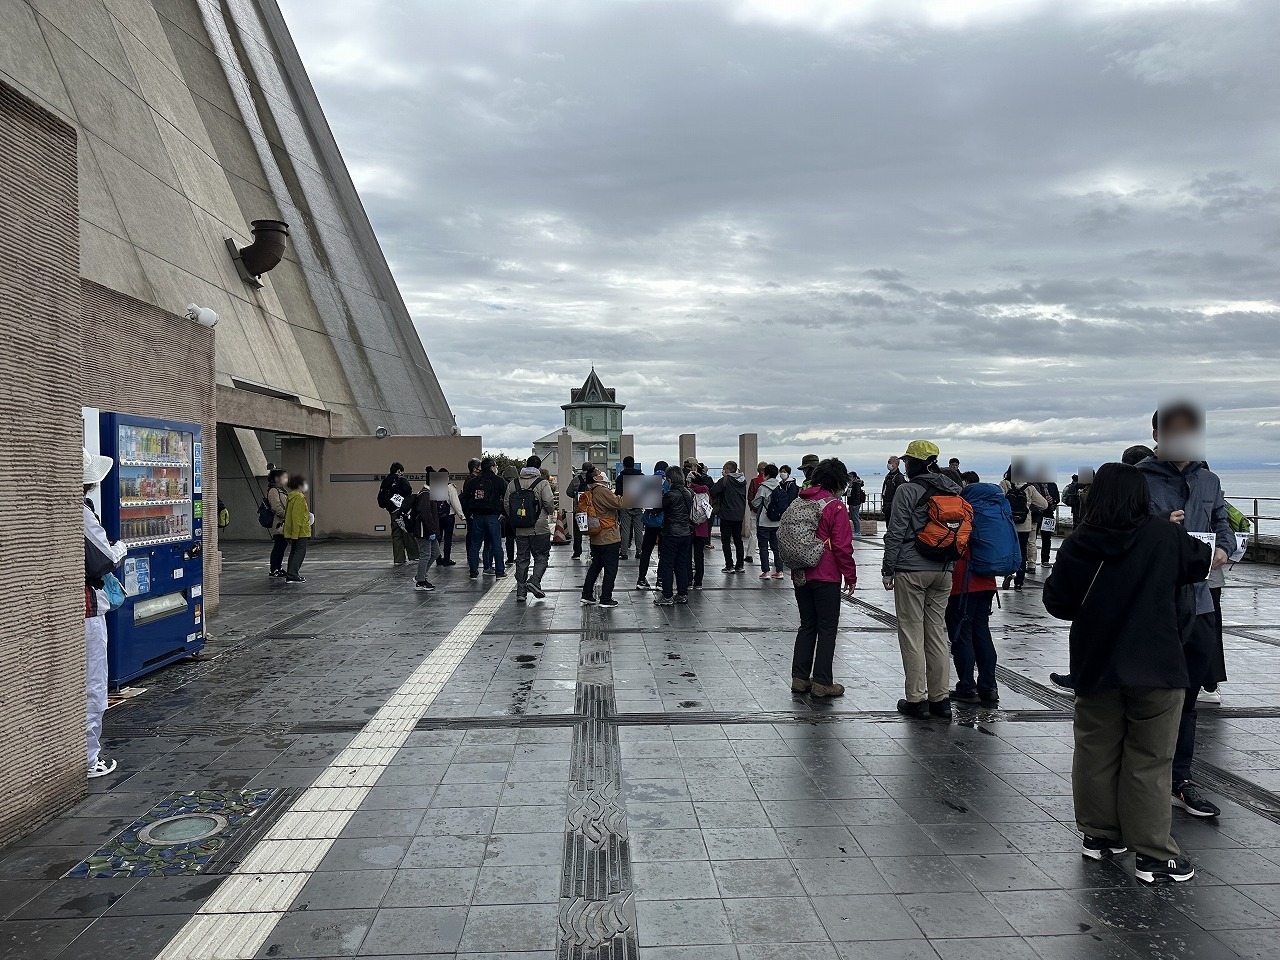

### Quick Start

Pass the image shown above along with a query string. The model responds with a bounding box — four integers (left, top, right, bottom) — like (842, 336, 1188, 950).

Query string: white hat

(83, 447, 114, 486)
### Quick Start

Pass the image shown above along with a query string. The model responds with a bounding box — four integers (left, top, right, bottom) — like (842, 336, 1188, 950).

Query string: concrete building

(532, 369, 625, 475)
(0, 0, 455, 842)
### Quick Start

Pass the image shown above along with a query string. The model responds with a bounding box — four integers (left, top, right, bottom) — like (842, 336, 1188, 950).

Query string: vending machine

(96, 413, 205, 685)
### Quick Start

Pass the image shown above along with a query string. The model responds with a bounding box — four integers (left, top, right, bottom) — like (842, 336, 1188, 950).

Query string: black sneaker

(636, 579, 651, 591)
(897, 699, 930, 720)
(735, 564, 745, 572)
(441, 559, 457, 566)
(1081, 835, 1128, 860)
(515, 595, 526, 603)
(1135, 854, 1194, 884)
(692, 584, 703, 590)
(285, 575, 305, 583)
(654, 596, 675, 606)
(929, 699, 952, 720)
(978, 687, 1000, 704)
(469, 571, 479, 579)
(495, 572, 508, 579)
(414, 580, 435, 591)
(722, 566, 736, 573)
(1049, 672, 1075, 691)
(948, 688, 981, 704)
(598, 598, 620, 608)
(269, 569, 286, 578)
(571, 553, 582, 560)
(580, 595, 596, 606)
(528, 584, 546, 600)
(620, 554, 629, 560)
(675, 595, 689, 604)
(1172, 781, 1221, 818)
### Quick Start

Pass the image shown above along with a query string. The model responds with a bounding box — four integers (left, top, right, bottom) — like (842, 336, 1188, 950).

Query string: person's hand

(883, 577, 894, 591)
(1170, 509, 1185, 523)
(843, 579, 857, 596)
(1212, 547, 1228, 570)
(429, 534, 437, 542)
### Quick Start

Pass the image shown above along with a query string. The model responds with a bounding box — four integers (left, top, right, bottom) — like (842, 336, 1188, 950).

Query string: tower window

(586, 417, 594, 431)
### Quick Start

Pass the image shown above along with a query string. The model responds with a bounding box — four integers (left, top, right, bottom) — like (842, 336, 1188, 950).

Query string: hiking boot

(978, 687, 1000, 704)
(654, 596, 675, 606)
(948, 688, 981, 704)
(1135, 854, 1194, 884)
(1081, 835, 1128, 860)
(897, 699, 930, 719)
(929, 699, 953, 720)
(1049, 672, 1075, 691)
(791, 677, 811, 693)
(810, 682, 845, 698)
(527, 584, 546, 600)
(1172, 781, 1220, 818)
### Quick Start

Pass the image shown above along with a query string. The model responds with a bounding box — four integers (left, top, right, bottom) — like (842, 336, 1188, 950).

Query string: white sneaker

(88, 758, 118, 779)
(1200, 687, 1222, 705)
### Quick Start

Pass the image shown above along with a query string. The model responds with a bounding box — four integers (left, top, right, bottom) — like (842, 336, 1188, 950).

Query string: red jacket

(798, 487, 857, 585)
(950, 556, 997, 595)
(748, 473, 765, 503)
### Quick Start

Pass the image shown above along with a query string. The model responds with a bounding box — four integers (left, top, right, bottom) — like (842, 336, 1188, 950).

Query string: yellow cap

(902, 440, 940, 461)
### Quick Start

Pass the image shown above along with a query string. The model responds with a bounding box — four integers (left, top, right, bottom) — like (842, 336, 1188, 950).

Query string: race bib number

(1230, 532, 1249, 563)
(1040, 516, 1057, 532)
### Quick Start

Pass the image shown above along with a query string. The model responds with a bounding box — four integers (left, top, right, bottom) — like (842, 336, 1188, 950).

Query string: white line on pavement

(153, 578, 514, 960)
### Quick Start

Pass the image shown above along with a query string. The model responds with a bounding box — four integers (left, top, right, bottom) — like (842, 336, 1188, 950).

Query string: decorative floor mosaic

(66, 788, 281, 878)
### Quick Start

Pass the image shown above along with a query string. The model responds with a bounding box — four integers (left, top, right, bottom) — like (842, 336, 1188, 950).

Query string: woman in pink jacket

(791, 458, 858, 697)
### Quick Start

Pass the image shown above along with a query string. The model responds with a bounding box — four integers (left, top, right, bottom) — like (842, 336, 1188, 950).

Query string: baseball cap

(902, 440, 940, 461)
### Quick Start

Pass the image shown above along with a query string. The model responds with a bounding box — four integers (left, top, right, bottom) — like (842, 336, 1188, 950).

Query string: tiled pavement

(4, 537, 1280, 959)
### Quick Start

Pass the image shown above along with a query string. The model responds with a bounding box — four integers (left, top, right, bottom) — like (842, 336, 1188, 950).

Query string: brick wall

(0, 80, 84, 844)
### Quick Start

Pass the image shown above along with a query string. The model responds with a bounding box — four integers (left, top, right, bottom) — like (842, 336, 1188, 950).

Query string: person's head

(961, 470, 980, 485)
(526, 455, 542, 469)
(764, 463, 779, 479)
(480, 457, 496, 473)
(756, 460, 768, 474)
(1082, 462, 1150, 529)
(850, 471, 860, 480)
(1152, 402, 1205, 464)
(1072, 473, 1078, 482)
(948, 457, 960, 467)
(684, 457, 697, 472)
(800, 454, 819, 477)
(390, 461, 404, 476)
(1121, 445, 1154, 467)
(901, 440, 940, 479)
(698, 462, 706, 473)
(468, 458, 482, 475)
(886, 455, 900, 472)
(623, 456, 635, 468)
(83, 448, 113, 495)
(723, 460, 738, 475)
(665, 466, 685, 487)
(779, 464, 792, 481)
(423, 465, 435, 475)
(654, 460, 669, 476)
(288, 473, 307, 491)
(809, 458, 850, 495)
(268, 467, 288, 488)
(502, 464, 518, 479)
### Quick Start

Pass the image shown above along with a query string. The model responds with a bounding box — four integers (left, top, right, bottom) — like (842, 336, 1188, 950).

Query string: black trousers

(720, 519, 744, 568)
(1040, 530, 1053, 564)
(573, 519, 584, 557)
(638, 526, 661, 580)
(583, 542, 621, 602)
(1174, 611, 1222, 784)
(270, 534, 288, 572)
(441, 519, 455, 561)
(1014, 531, 1031, 586)
(659, 534, 692, 598)
(691, 536, 708, 587)
(792, 579, 841, 685)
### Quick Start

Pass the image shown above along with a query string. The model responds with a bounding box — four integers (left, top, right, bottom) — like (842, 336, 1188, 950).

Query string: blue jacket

(1135, 457, 1233, 615)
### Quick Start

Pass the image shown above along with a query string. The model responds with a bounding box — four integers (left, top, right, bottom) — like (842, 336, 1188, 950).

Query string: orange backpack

(912, 482, 973, 562)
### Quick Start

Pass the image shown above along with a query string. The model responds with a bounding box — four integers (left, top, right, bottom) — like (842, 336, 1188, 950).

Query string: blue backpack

(960, 483, 1021, 577)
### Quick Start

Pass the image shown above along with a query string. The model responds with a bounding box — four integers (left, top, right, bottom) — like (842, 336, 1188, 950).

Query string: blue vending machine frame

(99, 412, 205, 686)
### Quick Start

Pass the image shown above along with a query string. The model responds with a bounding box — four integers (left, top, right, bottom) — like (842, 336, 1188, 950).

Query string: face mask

(1160, 431, 1205, 463)
(301, 482, 309, 493)
(780, 472, 790, 481)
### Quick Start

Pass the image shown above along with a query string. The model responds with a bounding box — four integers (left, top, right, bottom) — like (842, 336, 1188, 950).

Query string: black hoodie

(1042, 516, 1210, 694)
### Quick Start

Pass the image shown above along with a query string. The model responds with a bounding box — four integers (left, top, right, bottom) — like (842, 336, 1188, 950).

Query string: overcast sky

(280, 0, 1280, 474)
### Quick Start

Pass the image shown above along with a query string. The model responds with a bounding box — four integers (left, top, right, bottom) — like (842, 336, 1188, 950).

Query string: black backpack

(767, 481, 799, 522)
(508, 477, 543, 530)
(377, 478, 394, 510)
(257, 495, 275, 528)
(1005, 483, 1031, 525)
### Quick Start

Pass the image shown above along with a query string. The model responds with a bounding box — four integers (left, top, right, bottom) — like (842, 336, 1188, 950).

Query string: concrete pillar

(739, 433, 759, 557)
(679, 433, 697, 468)
(556, 428, 574, 509)
(620, 434, 635, 464)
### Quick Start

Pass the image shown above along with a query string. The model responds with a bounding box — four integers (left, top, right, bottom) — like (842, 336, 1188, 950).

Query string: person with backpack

(84, 448, 127, 779)
(1137, 404, 1234, 819)
(614, 456, 645, 560)
(579, 465, 626, 607)
(635, 461, 669, 591)
(462, 458, 508, 579)
(564, 462, 592, 559)
(283, 474, 312, 583)
(881, 440, 967, 720)
(882, 456, 906, 527)
(846, 471, 866, 535)
(508, 456, 556, 602)
(751, 464, 784, 579)
(712, 461, 748, 572)
(404, 470, 441, 591)
(655, 467, 695, 605)
(265, 468, 289, 578)
(781, 458, 857, 697)
(378, 462, 419, 566)
(1000, 462, 1049, 590)
(1043, 461, 1211, 884)
(949, 475, 1020, 705)
(689, 473, 713, 589)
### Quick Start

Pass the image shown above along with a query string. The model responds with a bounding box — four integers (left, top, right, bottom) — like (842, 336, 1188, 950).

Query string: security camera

(374, 426, 390, 439)
(185, 304, 219, 327)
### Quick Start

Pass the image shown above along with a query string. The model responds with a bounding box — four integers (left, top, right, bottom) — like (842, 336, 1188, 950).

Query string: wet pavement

(4, 535, 1280, 959)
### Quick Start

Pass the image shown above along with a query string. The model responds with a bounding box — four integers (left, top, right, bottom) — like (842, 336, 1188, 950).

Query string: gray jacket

(752, 476, 782, 529)
(507, 468, 556, 536)
(881, 471, 963, 578)
(1136, 457, 1233, 615)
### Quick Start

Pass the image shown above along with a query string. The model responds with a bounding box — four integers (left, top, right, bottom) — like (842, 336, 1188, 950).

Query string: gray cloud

(280, 0, 1280, 470)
